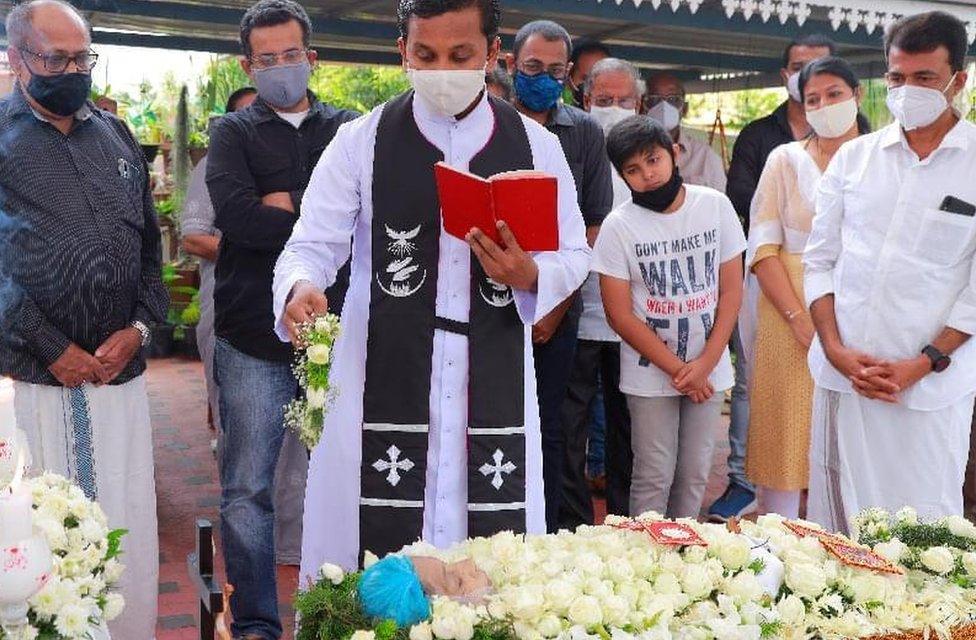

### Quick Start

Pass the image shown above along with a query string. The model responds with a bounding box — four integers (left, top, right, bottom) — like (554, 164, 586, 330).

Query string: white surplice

(802, 120, 976, 531)
(272, 92, 591, 576)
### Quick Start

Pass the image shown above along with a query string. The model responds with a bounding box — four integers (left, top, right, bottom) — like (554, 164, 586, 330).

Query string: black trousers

(534, 307, 581, 532)
(559, 340, 632, 529)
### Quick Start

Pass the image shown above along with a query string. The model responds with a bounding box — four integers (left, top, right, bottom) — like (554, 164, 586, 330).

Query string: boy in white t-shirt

(592, 116, 746, 519)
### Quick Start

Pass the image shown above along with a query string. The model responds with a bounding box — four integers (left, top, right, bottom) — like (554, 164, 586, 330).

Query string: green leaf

(106, 528, 129, 561)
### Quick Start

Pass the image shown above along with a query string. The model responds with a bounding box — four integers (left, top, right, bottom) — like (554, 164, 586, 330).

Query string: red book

(434, 161, 559, 252)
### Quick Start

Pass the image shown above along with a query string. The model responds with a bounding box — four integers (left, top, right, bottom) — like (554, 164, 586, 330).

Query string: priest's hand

(94, 328, 143, 384)
(49, 343, 108, 388)
(285, 280, 328, 345)
(466, 221, 539, 292)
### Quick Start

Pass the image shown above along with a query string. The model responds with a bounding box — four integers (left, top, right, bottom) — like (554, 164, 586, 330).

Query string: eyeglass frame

(515, 61, 570, 82)
(18, 46, 98, 74)
(248, 48, 310, 69)
(590, 95, 640, 110)
(644, 93, 686, 110)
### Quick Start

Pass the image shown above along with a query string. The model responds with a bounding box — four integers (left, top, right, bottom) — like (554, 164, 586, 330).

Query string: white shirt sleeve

(703, 146, 728, 193)
(803, 147, 846, 308)
(272, 119, 363, 341)
(514, 124, 592, 323)
(590, 214, 629, 280)
(947, 253, 976, 336)
(718, 193, 747, 262)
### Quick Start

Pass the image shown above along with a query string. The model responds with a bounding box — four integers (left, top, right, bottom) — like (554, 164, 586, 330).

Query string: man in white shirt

(273, 0, 590, 575)
(644, 71, 727, 193)
(804, 11, 976, 533)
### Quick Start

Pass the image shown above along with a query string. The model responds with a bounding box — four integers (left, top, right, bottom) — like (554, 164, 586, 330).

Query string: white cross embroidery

(479, 449, 516, 490)
(372, 445, 415, 487)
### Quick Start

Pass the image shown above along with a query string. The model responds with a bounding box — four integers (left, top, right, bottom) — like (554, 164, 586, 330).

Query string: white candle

(0, 378, 16, 441)
(0, 483, 32, 546)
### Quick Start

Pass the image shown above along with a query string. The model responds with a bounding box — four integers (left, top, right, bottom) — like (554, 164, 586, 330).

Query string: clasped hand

(48, 327, 142, 387)
(827, 345, 930, 403)
(672, 358, 716, 404)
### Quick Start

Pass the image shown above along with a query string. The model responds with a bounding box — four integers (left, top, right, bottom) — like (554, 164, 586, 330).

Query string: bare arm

(182, 234, 220, 262)
(753, 253, 814, 348)
(600, 274, 685, 377)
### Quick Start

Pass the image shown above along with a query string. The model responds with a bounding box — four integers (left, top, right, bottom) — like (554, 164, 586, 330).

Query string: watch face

(934, 356, 951, 372)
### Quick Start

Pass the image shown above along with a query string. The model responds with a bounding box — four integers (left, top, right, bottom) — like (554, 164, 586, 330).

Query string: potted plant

(177, 293, 201, 359)
(188, 130, 208, 167)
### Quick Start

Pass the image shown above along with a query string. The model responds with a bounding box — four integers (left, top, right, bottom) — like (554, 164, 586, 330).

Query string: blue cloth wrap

(358, 556, 431, 627)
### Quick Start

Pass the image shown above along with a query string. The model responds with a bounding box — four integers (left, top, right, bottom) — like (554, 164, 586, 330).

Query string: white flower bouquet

(284, 313, 341, 449)
(0, 473, 126, 640)
(296, 511, 976, 640)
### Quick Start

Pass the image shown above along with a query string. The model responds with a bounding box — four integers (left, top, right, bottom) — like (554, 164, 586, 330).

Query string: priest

(272, 0, 590, 575)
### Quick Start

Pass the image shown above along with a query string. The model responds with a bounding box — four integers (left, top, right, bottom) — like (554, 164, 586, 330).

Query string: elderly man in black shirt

(204, 1, 357, 637)
(0, 1, 166, 637)
(506, 19, 613, 532)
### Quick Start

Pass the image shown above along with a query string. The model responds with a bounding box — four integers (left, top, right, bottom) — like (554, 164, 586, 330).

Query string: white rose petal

(920, 546, 955, 574)
(307, 386, 327, 409)
(717, 539, 752, 571)
(962, 552, 976, 577)
(848, 575, 887, 604)
(775, 594, 806, 626)
(103, 592, 125, 621)
(351, 631, 376, 640)
(785, 563, 827, 598)
(946, 515, 976, 539)
(681, 565, 713, 600)
(726, 572, 764, 605)
(874, 539, 908, 564)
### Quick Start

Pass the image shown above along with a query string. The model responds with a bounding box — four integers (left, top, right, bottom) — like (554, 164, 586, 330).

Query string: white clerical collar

(412, 89, 491, 129)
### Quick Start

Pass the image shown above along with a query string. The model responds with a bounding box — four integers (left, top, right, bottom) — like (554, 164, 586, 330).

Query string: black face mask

(27, 71, 92, 117)
(631, 165, 684, 212)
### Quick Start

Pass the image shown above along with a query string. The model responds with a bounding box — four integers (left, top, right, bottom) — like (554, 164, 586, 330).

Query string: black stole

(360, 91, 531, 559)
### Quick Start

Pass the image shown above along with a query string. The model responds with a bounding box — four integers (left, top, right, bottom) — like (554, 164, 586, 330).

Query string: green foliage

(747, 558, 766, 575)
(294, 570, 519, 640)
(105, 528, 128, 562)
(759, 620, 783, 638)
(180, 295, 201, 325)
(309, 66, 410, 113)
(194, 56, 251, 121)
(156, 197, 177, 222)
(125, 81, 163, 143)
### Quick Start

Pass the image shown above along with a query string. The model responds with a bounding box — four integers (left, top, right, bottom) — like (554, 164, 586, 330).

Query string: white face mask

(589, 105, 634, 134)
(805, 97, 858, 139)
(886, 74, 955, 131)
(647, 101, 681, 131)
(786, 72, 802, 103)
(407, 67, 486, 117)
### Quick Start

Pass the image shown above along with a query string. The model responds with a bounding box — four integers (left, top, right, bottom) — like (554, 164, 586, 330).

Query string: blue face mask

(514, 71, 564, 113)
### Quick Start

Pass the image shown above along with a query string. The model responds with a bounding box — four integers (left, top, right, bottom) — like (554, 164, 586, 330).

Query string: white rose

(544, 578, 578, 611)
(351, 631, 376, 640)
(920, 546, 955, 574)
(410, 622, 434, 640)
(654, 572, 682, 595)
(775, 594, 806, 626)
(54, 603, 90, 637)
(726, 572, 764, 605)
(962, 552, 976, 576)
(314, 316, 332, 333)
(681, 565, 713, 600)
(602, 594, 631, 627)
(874, 539, 908, 564)
(102, 592, 125, 621)
(537, 614, 563, 637)
(363, 550, 380, 569)
(659, 551, 686, 575)
(509, 585, 545, 620)
(307, 343, 331, 365)
(717, 539, 751, 571)
(608, 559, 635, 583)
(431, 614, 458, 639)
(785, 564, 827, 598)
(848, 575, 886, 604)
(319, 562, 345, 585)
(895, 507, 918, 524)
(307, 386, 327, 409)
(577, 552, 605, 576)
(568, 595, 604, 628)
(946, 515, 976, 539)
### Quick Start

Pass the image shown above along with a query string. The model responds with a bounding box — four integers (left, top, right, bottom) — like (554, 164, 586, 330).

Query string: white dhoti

(808, 386, 974, 535)
(13, 376, 158, 640)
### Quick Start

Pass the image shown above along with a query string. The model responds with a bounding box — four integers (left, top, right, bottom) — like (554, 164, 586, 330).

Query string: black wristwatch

(922, 345, 951, 373)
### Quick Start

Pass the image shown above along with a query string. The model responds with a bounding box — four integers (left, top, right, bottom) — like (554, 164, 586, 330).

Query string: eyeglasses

(249, 48, 308, 69)
(644, 94, 685, 109)
(517, 61, 569, 81)
(591, 96, 639, 110)
(19, 47, 98, 73)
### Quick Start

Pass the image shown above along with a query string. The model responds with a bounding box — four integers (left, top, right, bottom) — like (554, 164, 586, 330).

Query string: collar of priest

(356, 90, 534, 559)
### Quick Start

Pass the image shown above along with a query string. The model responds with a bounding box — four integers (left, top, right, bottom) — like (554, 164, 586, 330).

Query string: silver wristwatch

(130, 320, 151, 347)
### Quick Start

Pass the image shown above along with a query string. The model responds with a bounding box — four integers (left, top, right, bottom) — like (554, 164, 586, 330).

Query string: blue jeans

(727, 327, 754, 492)
(215, 338, 297, 640)
(586, 385, 606, 477)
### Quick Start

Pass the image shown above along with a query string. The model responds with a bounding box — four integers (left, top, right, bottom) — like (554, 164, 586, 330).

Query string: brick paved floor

(147, 357, 733, 639)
